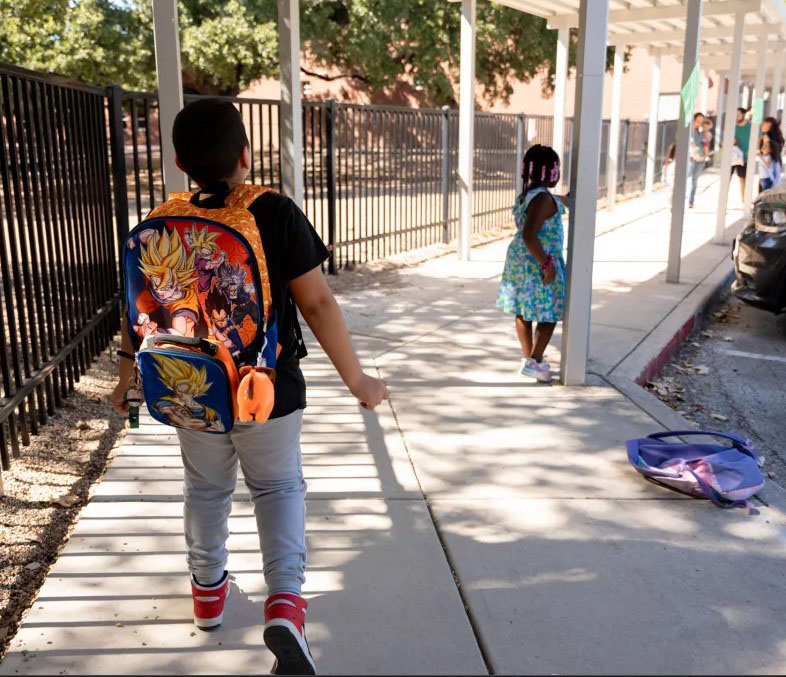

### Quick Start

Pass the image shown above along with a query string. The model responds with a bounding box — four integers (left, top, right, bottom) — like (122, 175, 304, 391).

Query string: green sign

(680, 60, 701, 127)
(752, 98, 764, 124)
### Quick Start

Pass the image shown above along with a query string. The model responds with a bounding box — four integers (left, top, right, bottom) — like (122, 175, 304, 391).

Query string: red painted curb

(633, 269, 735, 387)
(635, 314, 696, 386)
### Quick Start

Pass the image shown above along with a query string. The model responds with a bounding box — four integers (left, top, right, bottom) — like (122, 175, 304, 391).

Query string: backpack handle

(145, 334, 218, 357)
(647, 430, 756, 457)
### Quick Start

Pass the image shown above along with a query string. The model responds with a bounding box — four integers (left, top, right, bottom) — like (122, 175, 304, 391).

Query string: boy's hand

(349, 373, 388, 411)
(111, 380, 131, 415)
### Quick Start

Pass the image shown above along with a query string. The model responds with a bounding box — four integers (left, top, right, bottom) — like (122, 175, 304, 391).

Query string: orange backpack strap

(144, 184, 274, 323)
(167, 191, 195, 202)
(224, 184, 273, 210)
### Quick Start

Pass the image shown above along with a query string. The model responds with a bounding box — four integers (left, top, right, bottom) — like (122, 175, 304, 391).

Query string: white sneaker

(519, 358, 535, 377)
(520, 358, 552, 383)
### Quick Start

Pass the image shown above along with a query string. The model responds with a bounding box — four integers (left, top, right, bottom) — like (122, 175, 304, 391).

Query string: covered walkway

(4, 177, 786, 675)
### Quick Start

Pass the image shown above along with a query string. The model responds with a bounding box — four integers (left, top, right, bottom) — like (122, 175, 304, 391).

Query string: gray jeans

(177, 409, 307, 595)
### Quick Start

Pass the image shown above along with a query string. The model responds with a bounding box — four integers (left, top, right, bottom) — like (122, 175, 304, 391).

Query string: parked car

(732, 184, 786, 313)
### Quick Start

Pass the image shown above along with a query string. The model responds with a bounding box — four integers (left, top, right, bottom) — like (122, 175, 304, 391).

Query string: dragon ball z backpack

(122, 184, 279, 433)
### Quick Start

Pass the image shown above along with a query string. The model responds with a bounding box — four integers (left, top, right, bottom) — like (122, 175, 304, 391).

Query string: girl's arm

(521, 193, 557, 266)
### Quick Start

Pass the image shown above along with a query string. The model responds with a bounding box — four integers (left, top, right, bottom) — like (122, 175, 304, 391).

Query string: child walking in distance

(496, 144, 566, 383)
(110, 99, 388, 675)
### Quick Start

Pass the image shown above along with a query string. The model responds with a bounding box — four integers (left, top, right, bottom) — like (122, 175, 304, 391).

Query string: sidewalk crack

(374, 359, 495, 675)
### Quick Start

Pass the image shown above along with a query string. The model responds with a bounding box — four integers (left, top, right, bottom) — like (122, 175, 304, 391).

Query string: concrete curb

(607, 240, 739, 387)
(633, 267, 736, 386)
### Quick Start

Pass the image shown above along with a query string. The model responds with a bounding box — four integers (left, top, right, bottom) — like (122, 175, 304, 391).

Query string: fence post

(107, 84, 129, 242)
(325, 99, 337, 274)
(515, 113, 525, 196)
(441, 105, 450, 244)
(619, 120, 629, 193)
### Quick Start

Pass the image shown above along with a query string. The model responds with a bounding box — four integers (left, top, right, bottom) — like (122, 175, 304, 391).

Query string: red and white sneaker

(191, 571, 230, 629)
(263, 593, 316, 675)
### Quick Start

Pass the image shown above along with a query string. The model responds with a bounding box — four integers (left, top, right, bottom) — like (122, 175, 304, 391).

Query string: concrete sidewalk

(4, 175, 786, 675)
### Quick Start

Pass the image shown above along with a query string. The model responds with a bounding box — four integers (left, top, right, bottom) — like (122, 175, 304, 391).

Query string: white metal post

(152, 0, 188, 194)
(644, 53, 661, 195)
(665, 0, 702, 284)
(560, 0, 609, 386)
(742, 85, 750, 108)
(769, 50, 783, 118)
(278, 0, 304, 206)
(715, 12, 746, 243)
(606, 46, 624, 211)
(515, 114, 525, 196)
(552, 27, 569, 170)
(699, 71, 709, 113)
(457, 0, 476, 261)
(743, 32, 770, 219)
(715, 71, 727, 166)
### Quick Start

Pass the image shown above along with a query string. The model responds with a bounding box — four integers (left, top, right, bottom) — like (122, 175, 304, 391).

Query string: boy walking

(111, 99, 388, 675)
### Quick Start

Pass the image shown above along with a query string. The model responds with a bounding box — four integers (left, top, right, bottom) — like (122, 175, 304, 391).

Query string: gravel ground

(645, 296, 786, 487)
(0, 340, 126, 659)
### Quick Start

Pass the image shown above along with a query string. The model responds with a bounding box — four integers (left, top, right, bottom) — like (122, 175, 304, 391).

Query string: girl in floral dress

(496, 144, 567, 383)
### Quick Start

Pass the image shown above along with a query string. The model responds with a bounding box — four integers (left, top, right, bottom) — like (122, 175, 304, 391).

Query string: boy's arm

(289, 267, 388, 410)
(111, 314, 137, 414)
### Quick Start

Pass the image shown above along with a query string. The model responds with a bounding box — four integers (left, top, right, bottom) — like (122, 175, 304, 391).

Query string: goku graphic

(150, 354, 224, 432)
(133, 228, 204, 338)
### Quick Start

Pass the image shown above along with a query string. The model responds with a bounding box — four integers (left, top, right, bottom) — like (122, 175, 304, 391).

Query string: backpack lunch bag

(122, 184, 279, 434)
(626, 430, 765, 508)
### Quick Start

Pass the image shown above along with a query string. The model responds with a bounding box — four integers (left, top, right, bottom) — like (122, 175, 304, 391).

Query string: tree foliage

(0, 0, 604, 104)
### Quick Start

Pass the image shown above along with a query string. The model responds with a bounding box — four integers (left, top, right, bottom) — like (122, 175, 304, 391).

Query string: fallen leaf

(696, 365, 710, 375)
(53, 494, 81, 508)
(711, 413, 729, 422)
(701, 331, 714, 338)
(723, 336, 733, 342)
(115, 622, 124, 628)
(690, 342, 701, 348)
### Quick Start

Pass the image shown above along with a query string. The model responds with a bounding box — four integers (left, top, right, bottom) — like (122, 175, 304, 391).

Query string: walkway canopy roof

(490, 0, 785, 39)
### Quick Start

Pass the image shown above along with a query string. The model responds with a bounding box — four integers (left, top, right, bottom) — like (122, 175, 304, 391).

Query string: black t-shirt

(191, 188, 330, 419)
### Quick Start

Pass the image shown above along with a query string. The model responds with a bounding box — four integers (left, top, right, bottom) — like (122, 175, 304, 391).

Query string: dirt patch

(0, 340, 126, 659)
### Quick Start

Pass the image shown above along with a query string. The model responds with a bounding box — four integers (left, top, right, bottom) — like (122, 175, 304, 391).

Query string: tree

(0, 0, 608, 104)
(301, 0, 567, 106)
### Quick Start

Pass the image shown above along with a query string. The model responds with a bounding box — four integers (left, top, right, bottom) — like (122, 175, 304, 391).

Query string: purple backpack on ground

(626, 431, 765, 509)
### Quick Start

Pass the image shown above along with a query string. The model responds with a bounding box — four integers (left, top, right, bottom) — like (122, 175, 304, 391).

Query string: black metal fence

(0, 64, 120, 479)
(117, 92, 677, 270)
(0, 61, 679, 476)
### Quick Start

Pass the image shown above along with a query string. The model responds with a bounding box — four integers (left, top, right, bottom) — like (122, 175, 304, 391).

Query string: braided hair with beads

(519, 144, 560, 206)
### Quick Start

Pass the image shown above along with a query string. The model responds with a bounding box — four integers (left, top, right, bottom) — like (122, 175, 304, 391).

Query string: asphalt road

(649, 296, 786, 487)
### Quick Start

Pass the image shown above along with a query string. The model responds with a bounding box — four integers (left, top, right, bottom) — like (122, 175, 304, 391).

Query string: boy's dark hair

(693, 112, 704, 121)
(205, 285, 231, 316)
(173, 98, 249, 188)
(521, 144, 560, 192)
(737, 107, 748, 117)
